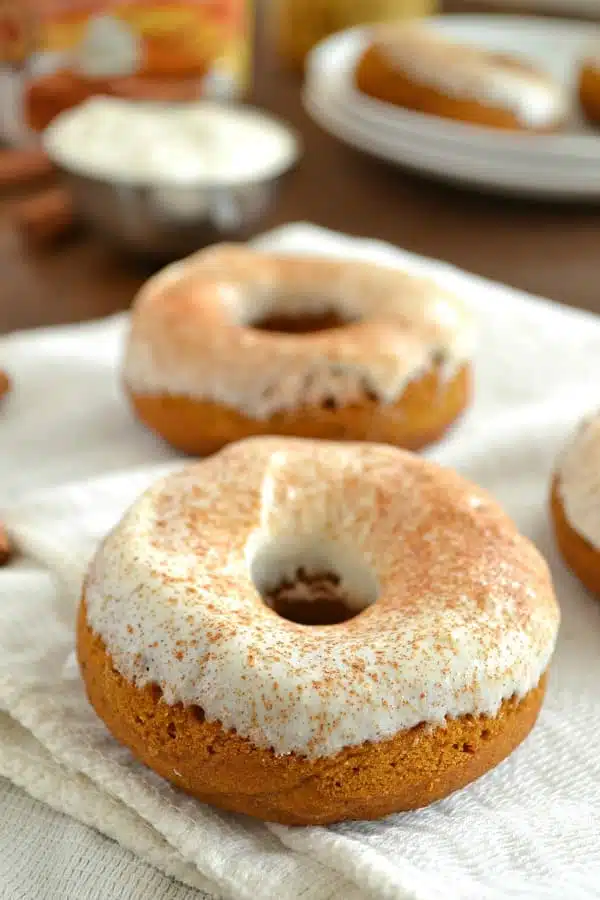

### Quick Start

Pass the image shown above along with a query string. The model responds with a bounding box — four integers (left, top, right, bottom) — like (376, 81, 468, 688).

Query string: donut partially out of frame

(551, 413, 600, 595)
(579, 48, 600, 127)
(0, 369, 10, 401)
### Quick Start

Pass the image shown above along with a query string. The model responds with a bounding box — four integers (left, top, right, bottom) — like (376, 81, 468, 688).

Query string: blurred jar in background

(0, 1, 254, 143)
(272, 0, 438, 71)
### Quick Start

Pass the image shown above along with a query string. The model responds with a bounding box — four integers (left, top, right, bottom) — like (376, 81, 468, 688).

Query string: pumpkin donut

(0, 369, 10, 401)
(579, 47, 600, 127)
(78, 437, 559, 825)
(123, 243, 475, 455)
(355, 23, 568, 133)
(551, 413, 600, 594)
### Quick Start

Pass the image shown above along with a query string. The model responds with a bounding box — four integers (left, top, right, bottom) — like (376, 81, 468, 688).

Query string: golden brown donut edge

(551, 477, 600, 596)
(78, 598, 548, 826)
(127, 362, 471, 457)
(579, 62, 600, 127)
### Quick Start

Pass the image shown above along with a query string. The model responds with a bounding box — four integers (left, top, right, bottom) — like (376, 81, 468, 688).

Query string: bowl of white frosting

(42, 97, 301, 257)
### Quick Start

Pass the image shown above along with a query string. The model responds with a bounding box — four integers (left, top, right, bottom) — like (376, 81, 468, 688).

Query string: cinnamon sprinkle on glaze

(123, 244, 475, 419)
(85, 437, 559, 759)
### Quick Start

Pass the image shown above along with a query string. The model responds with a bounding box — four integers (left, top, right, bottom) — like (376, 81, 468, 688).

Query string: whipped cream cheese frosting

(123, 244, 476, 419)
(85, 438, 559, 759)
(44, 98, 299, 185)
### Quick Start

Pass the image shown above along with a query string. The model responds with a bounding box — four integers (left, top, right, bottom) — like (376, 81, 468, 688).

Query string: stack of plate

(303, 15, 600, 200)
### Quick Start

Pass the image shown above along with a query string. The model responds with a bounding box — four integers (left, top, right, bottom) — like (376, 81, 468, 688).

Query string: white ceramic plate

(306, 19, 600, 161)
(304, 81, 600, 198)
(305, 72, 600, 177)
(303, 15, 600, 198)
(306, 17, 600, 155)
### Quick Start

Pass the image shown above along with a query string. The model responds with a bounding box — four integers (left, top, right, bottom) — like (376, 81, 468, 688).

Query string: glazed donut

(355, 24, 568, 132)
(124, 244, 474, 455)
(78, 437, 559, 825)
(551, 413, 600, 594)
(579, 47, 600, 127)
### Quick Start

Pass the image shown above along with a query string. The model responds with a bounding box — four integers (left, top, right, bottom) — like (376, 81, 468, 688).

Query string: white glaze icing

(557, 413, 600, 549)
(123, 244, 476, 419)
(84, 437, 559, 759)
(43, 98, 299, 185)
(374, 24, 568, 129)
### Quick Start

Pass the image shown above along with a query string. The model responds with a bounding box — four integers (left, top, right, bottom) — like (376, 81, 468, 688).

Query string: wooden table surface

(1, 5, 600, 336)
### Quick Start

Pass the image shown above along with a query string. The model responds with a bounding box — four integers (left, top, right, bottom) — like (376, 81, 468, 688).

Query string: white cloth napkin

(2, 224, 600, 900)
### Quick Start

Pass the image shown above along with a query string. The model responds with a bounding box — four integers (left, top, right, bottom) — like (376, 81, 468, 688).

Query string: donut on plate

(355, 23, 568, 132)
(579, 47, 600, 127)
(78, 437, 559, 825)
(123, 244, 475, 455)
(551, 413, 600, 594)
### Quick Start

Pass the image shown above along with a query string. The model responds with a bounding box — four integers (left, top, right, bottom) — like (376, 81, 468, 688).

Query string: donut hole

(265, 571, 355, 626)
(250, 538, 379, 626)
(246, 290, 360, 335)
(166, 722, 177, 740)
(250, 309, 353, 335)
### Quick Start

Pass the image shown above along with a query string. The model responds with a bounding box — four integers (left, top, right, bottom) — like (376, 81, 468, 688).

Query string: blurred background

(1, 0, 600, 333)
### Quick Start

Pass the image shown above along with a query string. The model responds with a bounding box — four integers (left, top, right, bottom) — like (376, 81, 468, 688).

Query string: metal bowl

(44, 103, 301, 259)
(59, 166, 296, 259)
